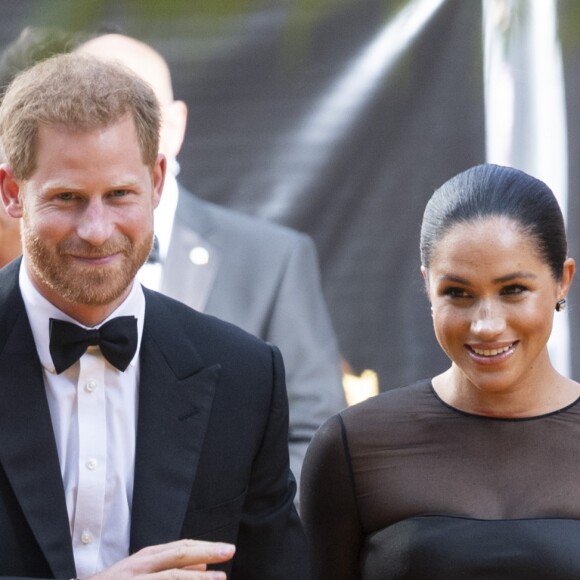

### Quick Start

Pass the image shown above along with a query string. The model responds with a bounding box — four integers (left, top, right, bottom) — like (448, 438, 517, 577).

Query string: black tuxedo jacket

(0, 259, 310, 579)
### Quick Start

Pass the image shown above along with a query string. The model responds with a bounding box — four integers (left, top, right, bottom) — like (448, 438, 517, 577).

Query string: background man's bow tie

(147, 235, 161, 264)
(49, 316, 138, 374)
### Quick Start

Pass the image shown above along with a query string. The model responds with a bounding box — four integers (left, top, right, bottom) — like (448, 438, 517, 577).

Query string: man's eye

(57, 192, 75, 201)
(111, 189, 130, 197)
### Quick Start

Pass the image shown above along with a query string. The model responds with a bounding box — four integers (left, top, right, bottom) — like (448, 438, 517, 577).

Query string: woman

(301, 164, 580, 579)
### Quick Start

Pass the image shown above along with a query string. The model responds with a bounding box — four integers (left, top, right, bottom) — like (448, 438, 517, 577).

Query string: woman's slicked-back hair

(420, 164, 568, 280)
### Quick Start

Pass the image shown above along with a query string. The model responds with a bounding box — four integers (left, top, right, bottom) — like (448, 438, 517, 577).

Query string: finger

(173, 540, 235, 566)
(137, 539, 234, 559)
(148, 571, 226, 580)
(143, 539, 235, 572)
(86, 541, 234, 580)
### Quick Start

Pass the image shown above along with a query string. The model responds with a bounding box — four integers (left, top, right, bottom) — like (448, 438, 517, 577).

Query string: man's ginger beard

(21, 209, 153, 306)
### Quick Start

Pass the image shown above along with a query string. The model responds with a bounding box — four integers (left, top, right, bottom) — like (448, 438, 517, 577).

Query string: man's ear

(0, 164, 23, 218)
(151, 154, 167, 210)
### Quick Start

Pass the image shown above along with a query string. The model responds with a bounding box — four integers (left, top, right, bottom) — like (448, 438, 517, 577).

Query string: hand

(86, 539, 236, 579)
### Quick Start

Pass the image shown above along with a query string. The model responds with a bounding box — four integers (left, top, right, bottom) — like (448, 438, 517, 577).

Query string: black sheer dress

(301, 379, 580, 579)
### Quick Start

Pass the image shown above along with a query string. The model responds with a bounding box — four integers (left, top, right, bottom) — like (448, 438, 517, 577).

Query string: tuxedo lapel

(0, 261, 75, 577)
(162, 188, 222, 312)
(163, 225, 221, 312)
(130, 290, 219, 552)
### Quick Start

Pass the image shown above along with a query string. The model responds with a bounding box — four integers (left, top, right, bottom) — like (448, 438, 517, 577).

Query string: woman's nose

(470, 303, 506, 336)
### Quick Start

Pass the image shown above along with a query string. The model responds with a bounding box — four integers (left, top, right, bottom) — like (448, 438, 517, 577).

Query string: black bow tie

(147, 235, 161, 264)
(49, 316, 138, 374)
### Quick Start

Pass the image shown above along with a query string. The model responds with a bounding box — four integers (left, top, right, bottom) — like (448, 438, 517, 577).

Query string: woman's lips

(471, 344, 512, 356)
(466, 342, 517, 362)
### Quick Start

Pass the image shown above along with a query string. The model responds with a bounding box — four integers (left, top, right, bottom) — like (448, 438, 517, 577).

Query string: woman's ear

(558, 257, 576, 300)
(421, 266, 432, 302)
(0, 164, 23, 218)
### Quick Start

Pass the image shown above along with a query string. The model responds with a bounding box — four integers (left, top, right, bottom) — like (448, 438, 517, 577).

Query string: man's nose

(76, 200, 114, 245)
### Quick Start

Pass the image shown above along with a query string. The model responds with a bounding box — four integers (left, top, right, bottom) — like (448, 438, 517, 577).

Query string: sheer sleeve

(301, 414, 363, 580)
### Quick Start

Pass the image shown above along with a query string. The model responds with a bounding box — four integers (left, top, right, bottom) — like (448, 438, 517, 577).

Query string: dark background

(5, 0, 574, 390)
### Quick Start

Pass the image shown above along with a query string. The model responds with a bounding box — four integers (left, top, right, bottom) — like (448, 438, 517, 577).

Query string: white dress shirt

(19, 262, 145, 577)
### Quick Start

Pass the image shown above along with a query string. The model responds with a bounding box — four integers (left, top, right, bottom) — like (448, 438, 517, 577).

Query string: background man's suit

(0, 259, 310, 579)
(161, 186, 347, 491)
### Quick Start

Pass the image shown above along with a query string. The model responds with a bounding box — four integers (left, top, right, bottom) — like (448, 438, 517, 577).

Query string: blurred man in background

(77, 33, 347, 504)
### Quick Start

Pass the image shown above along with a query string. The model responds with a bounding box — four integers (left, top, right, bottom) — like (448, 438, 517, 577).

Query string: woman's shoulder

(321, 378, 438, 445)
(342, 377, 434, 418)
(306, 379, 442, 474)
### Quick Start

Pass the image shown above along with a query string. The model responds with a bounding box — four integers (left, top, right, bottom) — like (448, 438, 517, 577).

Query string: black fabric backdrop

(0, 0, 489, 390)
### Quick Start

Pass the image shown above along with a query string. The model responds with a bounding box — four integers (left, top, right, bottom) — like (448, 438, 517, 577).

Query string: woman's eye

(501, 284, 527, 296)
(443, 287, 470, 298)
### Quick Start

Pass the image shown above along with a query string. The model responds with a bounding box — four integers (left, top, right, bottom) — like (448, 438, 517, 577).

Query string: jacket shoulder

(181, 190, 312, 249)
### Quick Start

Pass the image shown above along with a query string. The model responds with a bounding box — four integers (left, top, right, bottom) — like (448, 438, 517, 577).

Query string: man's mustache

(56, 237, 135, 257)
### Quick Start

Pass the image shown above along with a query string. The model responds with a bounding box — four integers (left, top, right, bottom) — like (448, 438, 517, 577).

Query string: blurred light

(299, 0, 447, 141)
(267, 0, 447, 213)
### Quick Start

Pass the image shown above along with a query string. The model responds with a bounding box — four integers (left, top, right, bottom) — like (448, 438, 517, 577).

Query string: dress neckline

(428, 380, 580, 422)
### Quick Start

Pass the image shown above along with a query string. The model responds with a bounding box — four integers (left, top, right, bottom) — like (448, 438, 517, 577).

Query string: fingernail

(216, 542, 235, 557)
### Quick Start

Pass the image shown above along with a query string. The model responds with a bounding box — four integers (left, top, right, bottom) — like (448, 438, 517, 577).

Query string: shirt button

(85, 380, 98, 393)
(81, 530, 92, 544)
(86, 458, 98, 470)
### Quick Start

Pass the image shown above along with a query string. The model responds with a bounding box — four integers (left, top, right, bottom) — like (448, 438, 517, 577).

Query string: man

(77, 33, 347, 499)
(0, 53, 309, 578)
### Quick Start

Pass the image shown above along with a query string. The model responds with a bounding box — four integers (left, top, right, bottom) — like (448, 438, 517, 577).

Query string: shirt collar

(155, 171, 179, 261)
(19, 260, 146, 374)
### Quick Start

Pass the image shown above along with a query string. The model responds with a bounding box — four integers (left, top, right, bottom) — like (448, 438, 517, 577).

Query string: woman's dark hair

(420, 164, 568, 280)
